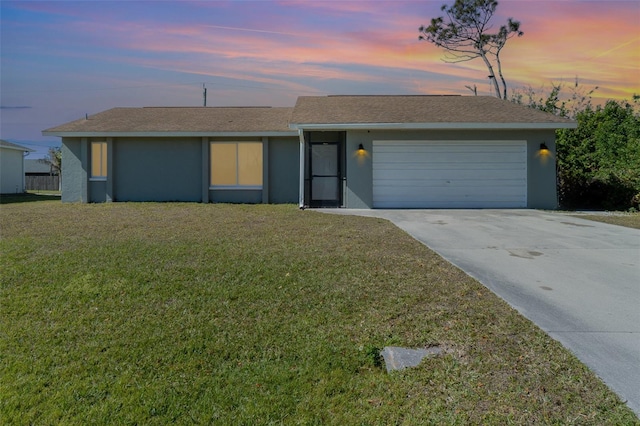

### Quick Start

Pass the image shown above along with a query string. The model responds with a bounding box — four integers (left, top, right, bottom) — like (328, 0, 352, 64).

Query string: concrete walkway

(322, 209, 640, 415)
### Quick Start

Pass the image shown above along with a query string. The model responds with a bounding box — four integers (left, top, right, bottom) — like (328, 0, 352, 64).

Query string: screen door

(310, 142, 341, 207)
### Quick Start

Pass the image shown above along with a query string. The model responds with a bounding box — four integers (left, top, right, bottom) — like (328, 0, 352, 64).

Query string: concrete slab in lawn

(320, 209, 640, 416)
(381, 346, 443, 372)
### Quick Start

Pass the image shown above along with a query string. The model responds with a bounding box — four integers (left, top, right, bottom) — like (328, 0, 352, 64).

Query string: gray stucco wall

(267, 136, 299, 203)
(59, 129, 556, 208)
(90, 180, 108, 203)
(61, 138, 86, 202)
(61, 135, 299, 204)
(114, 138, 202, 202)
(209, 189, 263, 203)
(344, 129, 558, 209)
(525, 133, 558, 209)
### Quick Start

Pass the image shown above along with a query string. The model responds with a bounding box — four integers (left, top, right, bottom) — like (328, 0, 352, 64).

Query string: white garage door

(373, 140, 527, 208)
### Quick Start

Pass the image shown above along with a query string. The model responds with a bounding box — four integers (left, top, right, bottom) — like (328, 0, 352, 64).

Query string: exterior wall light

(537, 142, 552, 165)
(355, 143, 369, 165)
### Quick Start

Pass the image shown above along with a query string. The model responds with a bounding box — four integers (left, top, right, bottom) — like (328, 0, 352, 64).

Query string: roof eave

(289, 122, 577, 131)
(0, 144, 35, 152)
(42, 131, 299, 138)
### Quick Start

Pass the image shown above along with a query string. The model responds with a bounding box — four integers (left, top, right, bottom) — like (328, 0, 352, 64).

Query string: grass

(1, 201, 637, 425)
(1, 191, 61, 204)
(575, 212, 640, 229)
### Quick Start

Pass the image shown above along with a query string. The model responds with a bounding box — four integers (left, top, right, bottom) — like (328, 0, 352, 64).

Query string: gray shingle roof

(43, 107, 295, 134)
(290, 95, 575, 126)
(0, 139, 34, 152)
(42, 96, 576, 136)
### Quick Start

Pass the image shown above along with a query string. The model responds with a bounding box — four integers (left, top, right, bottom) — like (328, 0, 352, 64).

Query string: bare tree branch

(418, 0, 523, 99)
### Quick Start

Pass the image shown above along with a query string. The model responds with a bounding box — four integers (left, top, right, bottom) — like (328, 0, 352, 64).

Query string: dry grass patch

(1, 201, 637, 424)
(574, 212, 640, 229)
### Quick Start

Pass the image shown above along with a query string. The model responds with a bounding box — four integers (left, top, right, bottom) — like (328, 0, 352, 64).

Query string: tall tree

(39, 146, 62, 190)
(39, 146, 62, 175)
(419, 0, 522, 99)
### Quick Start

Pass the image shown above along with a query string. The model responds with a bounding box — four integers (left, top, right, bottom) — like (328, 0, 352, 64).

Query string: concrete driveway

(323, 209, 640, 415)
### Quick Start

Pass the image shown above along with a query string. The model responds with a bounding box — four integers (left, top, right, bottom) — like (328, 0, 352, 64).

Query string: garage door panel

(374, 162, 525, 171)
(374, 185, 527, 198)
(374, 183, 526, 192)
(375, 140, 520, 147)
(375, 144, 525, 152)
(379, 186, 522, 201)
(373, 148, 524, 156)
(372, 140, 527, 208)
(374, 168, 526, 180)
(374, 187, 526, 199)
(376, 152, 525, 164)
(374, 199, 523, 209)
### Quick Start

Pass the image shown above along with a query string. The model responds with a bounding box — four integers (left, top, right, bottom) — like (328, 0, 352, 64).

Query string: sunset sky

(1, 0, 638, 157)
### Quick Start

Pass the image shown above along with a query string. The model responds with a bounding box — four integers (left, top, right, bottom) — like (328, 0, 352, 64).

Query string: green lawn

(1, 201, 637, 424)
(1, 192, 60, 204)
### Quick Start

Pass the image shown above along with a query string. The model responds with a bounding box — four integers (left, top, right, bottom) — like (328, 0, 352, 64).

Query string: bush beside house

(556, 98, 640, 210)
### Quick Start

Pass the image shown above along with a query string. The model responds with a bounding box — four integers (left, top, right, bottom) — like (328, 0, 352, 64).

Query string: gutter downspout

(23, 150, 31, 193)
(298, 129, 305, 209)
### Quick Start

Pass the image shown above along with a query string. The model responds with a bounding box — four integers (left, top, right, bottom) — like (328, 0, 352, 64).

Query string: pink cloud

(9, 0, 639, 102)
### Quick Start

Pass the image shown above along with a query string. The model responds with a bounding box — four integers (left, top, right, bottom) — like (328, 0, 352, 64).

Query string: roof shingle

(43, 107, 294, 134)
(42, 96, 576, 135)
(290, 95, 575, 125)
(0, 139, 34, 152)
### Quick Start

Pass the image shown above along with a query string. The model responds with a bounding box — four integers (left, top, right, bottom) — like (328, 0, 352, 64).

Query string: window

(91, 141, 107, 180)
(210, 142, 262, 188)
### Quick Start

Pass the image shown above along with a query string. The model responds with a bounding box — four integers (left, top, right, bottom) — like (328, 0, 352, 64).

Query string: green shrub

(556, 98, 640, 210)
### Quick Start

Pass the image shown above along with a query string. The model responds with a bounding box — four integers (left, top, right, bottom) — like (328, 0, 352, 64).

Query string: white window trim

(209, 141, 263, 190)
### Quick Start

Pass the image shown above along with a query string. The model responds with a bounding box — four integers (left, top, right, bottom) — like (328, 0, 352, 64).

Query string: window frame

(90, 141, 107, 181)
(209, 141, 263, 190)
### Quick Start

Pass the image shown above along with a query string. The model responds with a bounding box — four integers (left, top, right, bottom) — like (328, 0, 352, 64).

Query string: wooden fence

(26, 176, 60, 191)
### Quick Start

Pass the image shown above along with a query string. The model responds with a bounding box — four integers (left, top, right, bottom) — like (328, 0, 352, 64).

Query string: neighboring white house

(0, 140, 34, 194)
